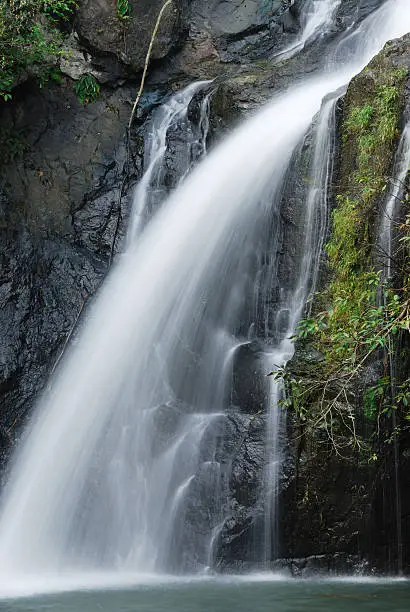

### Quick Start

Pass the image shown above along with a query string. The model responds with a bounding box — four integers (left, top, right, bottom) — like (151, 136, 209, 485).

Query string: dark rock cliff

(278, 35, 410, 575)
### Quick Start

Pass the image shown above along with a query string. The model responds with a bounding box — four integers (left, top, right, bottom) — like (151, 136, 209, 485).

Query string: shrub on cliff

(0, 0, 76, 100)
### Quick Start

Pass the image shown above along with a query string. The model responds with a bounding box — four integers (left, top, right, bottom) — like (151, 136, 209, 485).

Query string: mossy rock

(338, 35, 410, 208)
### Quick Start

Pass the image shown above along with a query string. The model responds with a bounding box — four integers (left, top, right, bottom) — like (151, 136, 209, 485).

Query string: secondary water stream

(378, 124, 410, 278)
(376, 123, 410, 575)
(127, 81, 212, 243)
(263, 91, 338, 561)
(274, 0, 342, 63)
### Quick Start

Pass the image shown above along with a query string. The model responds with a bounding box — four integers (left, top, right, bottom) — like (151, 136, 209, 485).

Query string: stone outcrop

(76, 0, 180, 72)
(278, 35, 410, 574)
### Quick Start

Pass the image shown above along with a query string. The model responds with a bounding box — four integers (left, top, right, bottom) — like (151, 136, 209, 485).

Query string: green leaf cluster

(74, 73, 100, 104)
(0, 0, 77, 100)
(117, 0, 130, 19)
(320, 68, 408, 367)
(274, 64, 410, 459)
(0, 125, 27, 162)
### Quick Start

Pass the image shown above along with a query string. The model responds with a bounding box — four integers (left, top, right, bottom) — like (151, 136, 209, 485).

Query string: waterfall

(127, 81, 212, 243)
(0, 0, 409, 586)
(274, 0, 342, 63)
(263, 92, 338, 561)
(378, 125, 410, 279)
(377, 124, 410, 575)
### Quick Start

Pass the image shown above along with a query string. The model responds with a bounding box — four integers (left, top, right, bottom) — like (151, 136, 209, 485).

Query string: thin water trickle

(378, 125, 410, 279)
(127, 80, 212, 243)
(263, 92, 339, 561)
(0, 0, 408, 593)
(377, 123, 410, 575)
(274, 0, 342, 63)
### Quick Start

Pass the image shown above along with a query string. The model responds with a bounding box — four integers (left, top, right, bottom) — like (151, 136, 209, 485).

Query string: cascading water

(376, 123, 410, 575)
(0, 76, 342, 578)
(378, 125, 410, 279)
(0, 0, 409, 588)
(127, 81, 212, 243)
(263, 91, 338, 562)
(274, 0, 342, 63)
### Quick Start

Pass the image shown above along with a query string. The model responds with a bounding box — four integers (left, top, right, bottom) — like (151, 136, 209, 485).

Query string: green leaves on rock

(74, 73, 100, 104)
(273, 53, 410, 459)
(0, 0, 77, 100)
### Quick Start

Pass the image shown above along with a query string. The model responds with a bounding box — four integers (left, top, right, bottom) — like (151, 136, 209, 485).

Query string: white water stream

(274, 0, 341, 63)
(263, 91, 338, 560)
(127, 81, 211, 243)
(0, 0, 409, 591)
(376, 122, 410, 574)
(379, 124, 410, 278)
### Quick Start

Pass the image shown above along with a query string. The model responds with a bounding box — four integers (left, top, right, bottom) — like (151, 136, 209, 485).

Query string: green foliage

(297, 277, 408, 366)
(274, 63, 410, 458)
(326, 196, 366, 274)
(363, 377, 389, 421)
(319, 67, 408, 366)
(43, 0, 77, 22)
(0, 69, 14, 101)
(271, 367, 311, 423)
(74, 74, 100, 104)
(344, 71, 406, 201)
(0, 126, 27, 163)
(0, 0, 77, 100)
(39, 66, 63, 87)
(345, 104, 374, 132)
(376, 83, 402, 143)
(117, 0, 130, 19)
(396, 379, 410, 412)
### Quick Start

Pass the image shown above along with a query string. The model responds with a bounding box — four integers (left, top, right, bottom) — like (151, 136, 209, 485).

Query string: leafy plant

(276, 64, 410, 459)
(43, 0, 77, 22)
(0, 0, 77, 101)
(0, 127, 28, 163)
(363, 377, 389, 421)
(0, 69, 14, 101)
(117, 0, 130, 19)
(74, 73, 100, 104)
(346, 104, 374, 132)
(39, 66, 63, 88)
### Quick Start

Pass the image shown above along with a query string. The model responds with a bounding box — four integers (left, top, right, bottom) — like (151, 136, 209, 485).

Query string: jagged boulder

(76, 0, 181, 72)
(0, 80, 157, 458)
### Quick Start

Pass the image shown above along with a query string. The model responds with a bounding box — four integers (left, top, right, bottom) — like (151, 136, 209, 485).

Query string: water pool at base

(1, 579, 409, 612)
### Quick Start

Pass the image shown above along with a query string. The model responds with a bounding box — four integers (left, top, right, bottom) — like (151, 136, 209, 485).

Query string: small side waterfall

(0, 0, 408, 588)
(378, 125, 410, 278)
(263, 92, 338, 561)
(128, 81, 212, 243)
(376, 124, 410, 575)
(274, 0, 342, 63)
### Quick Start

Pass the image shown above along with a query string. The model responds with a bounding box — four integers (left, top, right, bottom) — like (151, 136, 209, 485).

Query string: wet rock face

(76, 0, 181, 72)
(0, 79, 155, 458)
(182, 0, 298, 72)
(335, 0, 386, 28)
(278, 35, 410, 574)
(0, 221, 102, 461)
(192, 0, 286, 37)
(215, 410, 266, 567)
